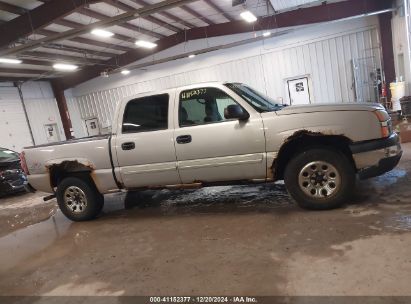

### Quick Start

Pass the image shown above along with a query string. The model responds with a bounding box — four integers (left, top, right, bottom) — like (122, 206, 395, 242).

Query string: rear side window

(122, 94, 169, 133)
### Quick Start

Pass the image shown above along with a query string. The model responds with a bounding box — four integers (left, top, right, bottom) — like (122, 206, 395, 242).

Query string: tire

(284, 148, 355, 210)
(56, 176, 104, 221)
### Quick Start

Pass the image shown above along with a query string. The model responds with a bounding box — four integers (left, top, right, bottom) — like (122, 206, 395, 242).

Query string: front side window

(122, 94, 169, 133)
(179, 87, 239, 127)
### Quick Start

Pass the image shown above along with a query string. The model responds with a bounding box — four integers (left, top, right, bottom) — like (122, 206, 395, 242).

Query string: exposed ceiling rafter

(0, 0, 100, 49)
(0, 67, 52, 75)
(203, 0, 234, 22)
(179, 4, 215, 25)
(130, 0, 197, 29)
(22, 51, 104, 65)
(0, 1, 136, 56)
(0, 0, 197, 57)
(57, 0, 393, 89)
(104, 0, 181, 32)
(0, 1, 28, 15)
(77, 7, 165, 39)
(53, 19, 138, 46)
(35, 28, 129, 54)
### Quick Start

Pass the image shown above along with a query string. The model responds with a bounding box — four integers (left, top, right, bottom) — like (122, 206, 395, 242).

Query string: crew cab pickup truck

(21, 82, 402, 221)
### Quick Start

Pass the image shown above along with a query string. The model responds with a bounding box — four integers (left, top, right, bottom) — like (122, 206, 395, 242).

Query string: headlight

(374, 109, 391, 137)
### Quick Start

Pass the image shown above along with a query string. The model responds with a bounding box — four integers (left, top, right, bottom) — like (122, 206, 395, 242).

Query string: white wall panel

(67, 17, 382, 138)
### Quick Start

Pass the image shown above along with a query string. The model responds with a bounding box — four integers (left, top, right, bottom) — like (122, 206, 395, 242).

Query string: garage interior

(1, 0, 411, 300)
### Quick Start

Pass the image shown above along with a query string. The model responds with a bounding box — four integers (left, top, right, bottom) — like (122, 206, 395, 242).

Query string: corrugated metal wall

(68, 24, 381, 138)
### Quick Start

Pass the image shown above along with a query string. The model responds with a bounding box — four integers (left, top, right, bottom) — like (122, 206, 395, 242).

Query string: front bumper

(350, 133, 402, 180)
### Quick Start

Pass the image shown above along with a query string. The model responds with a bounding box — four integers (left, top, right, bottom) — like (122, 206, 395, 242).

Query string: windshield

(225, 83, 285, 112)
(0, 148, 19, 162)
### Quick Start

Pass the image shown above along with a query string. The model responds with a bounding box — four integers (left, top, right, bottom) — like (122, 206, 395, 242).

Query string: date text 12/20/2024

(149, 297, 258, 303)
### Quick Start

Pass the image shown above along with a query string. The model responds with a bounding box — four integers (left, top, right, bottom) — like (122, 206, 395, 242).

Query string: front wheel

(284, 148, 355, 210)
(56, 177, 104, 221)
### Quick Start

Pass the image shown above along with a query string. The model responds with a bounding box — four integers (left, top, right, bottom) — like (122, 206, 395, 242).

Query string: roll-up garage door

(0, 86, 34, 152)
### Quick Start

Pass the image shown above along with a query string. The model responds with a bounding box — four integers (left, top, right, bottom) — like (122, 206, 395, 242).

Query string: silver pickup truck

(21, 82, 402, 221)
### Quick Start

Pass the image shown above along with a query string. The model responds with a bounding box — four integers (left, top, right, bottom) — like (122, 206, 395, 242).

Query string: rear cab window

(122, 94, 169, 133)
(179, 87, 240, 127)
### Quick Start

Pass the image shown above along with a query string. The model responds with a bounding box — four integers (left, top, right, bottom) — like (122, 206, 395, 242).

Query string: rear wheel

(56, 177, 104, 221)
(284, 148, 355, 210)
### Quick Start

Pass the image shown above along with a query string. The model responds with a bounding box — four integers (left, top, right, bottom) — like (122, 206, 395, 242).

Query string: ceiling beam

(0, 2, 134, 53)
(0, 0, 100, 49)
(53, 19, 136, 48)
(0, 68, 52, 75)
(0, 76, 45, 82)
(57, 0, 393, 90)
(266, 0, 276, 13)
(11, 58, 58, 68)
(77, 7, 165, 39)
(179, 4, 215, 25)
(104, 0, 181, 32)
(130, 0, 197, 29)
(22, 51, 105, 65)
(181, 0, 392, 39)
(38, 21, 132, 52)
(203, 0, 234, 22)
(41, 44, 115, 59)
(0, 1, 28, 15)
(0, 0, 196, 57)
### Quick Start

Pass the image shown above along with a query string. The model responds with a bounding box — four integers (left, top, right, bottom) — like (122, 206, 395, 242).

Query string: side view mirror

(224, 104, 250, 121)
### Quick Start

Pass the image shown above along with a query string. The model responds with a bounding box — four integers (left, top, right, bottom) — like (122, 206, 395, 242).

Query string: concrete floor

(1, 144, 411, 296)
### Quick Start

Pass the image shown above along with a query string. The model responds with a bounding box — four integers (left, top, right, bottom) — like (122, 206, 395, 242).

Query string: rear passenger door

(113, 93, 180, 188)
(174, 85, 266, 183)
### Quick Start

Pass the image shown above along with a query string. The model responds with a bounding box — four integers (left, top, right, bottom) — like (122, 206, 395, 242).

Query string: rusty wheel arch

(47, 160, 95, 189)
(272, 130, 355, 180)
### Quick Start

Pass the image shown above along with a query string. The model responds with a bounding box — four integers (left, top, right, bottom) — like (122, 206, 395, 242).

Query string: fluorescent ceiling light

(91, 29, 114, 38)
(53, 63, 78, 71)
(135, 40, 157, 49)
(0, 58, 22, 64)
(121, 69, 130, 75)
(240, 11, 257, 23)
(188, 54, 196, 59)
(263, 31, 271, 37)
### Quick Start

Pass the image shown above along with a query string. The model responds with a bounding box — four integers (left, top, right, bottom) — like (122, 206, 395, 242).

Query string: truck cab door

(174, 85, 266, 184)
(113, 93, 180, 188)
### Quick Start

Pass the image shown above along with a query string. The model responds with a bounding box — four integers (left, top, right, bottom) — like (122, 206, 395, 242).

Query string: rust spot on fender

(284, 130, 332, 143)
(46, 160, 95, 188)
(46, 160, 95, 171)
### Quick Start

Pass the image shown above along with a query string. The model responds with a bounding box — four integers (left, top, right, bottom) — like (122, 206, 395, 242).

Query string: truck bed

(24, 135, 118, 194)
(24, 135, 110, 149)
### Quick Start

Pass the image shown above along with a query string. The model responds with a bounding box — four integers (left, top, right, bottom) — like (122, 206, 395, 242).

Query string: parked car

(21, 82, 402, 221)
(0, 147, 28, 196)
